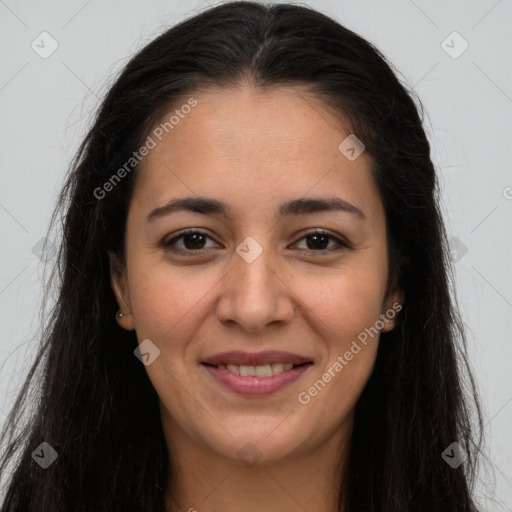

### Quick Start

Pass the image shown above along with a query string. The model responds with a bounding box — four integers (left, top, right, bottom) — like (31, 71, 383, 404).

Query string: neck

(162, 416, 352, 512)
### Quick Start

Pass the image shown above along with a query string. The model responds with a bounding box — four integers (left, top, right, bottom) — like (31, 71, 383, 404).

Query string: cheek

(126, 258, 215, 345)
(294, 260, 387, 342)
(296, 277, 383, 425)
(127, 246, 388, 347)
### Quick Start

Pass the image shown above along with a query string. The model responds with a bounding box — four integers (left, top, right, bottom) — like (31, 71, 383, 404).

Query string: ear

(109, 251, 135, 331)
(380, 288, 404, 333)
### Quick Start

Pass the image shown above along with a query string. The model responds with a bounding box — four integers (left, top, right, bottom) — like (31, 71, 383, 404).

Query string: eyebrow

(147, 195, 367, 222)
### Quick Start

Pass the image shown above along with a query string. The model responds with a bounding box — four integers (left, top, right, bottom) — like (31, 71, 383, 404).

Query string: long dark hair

(0, 2, 484, 510)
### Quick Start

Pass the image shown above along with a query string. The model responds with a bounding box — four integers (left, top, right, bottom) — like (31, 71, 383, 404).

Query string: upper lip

(202, 350, 312, 366)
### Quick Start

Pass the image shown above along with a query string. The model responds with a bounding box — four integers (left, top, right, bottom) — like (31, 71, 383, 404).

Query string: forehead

(132, 84, 382, 221)
(146, 84, 351, 167)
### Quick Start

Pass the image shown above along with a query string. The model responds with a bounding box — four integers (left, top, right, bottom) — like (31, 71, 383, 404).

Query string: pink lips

(201, 350, 313, 397)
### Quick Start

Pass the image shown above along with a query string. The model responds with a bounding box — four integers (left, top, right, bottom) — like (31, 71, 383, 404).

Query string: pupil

(182, 233, 329, 251)
(307, 234, 328, 250)
(184, 233, 205, 249)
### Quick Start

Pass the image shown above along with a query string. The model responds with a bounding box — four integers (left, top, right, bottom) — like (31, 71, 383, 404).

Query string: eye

(292, 229, 349, 252)
(162, 228, 349, 255)
(161, 229, 220, 253)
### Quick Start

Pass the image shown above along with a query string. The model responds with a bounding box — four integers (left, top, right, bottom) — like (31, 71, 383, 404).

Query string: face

(111, 84, 401, 466)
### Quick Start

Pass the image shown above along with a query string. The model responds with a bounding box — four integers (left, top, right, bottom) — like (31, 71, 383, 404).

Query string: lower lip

(202, 363, 313, 396)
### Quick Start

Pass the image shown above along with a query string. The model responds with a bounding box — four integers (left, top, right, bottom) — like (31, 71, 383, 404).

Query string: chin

(201, 417, 312, 466)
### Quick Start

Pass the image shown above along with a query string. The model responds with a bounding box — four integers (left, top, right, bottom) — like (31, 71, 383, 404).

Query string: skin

(110, 83, 402, 512)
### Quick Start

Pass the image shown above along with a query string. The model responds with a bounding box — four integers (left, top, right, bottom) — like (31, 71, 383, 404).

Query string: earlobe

(381, 289, 404, 333)
(109, 251, 135, 331)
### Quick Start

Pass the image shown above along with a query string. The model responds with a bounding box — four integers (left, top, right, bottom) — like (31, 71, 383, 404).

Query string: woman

(0, 2, 483, 510)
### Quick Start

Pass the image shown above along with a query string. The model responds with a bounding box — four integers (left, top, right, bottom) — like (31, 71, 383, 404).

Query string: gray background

(0, 0, 510, 508)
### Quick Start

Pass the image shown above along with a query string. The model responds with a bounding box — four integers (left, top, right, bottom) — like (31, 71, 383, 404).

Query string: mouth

(200, 351, 313, 396)
(202, 361, 309, 376)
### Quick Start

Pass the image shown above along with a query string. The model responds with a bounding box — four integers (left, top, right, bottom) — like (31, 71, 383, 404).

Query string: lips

(201, 350, 312, 367)
(201, 350, 313, 396)
(202, 363, 312, 396)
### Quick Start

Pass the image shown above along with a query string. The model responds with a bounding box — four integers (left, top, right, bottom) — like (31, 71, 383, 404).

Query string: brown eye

(305, 233, 330, 250)
(162, 229, 349, 256)
(181, 232, 207, 250)
(162, 230, 219, 253)
(294, 230, 348, 252)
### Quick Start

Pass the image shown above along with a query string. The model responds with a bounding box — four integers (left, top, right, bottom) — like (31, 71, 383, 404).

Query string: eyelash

(161, 229, 350, 255)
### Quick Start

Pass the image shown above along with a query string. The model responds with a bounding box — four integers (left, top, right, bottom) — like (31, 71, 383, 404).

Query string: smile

(201, 350, 313, 396)
(211, 362, 297, 376)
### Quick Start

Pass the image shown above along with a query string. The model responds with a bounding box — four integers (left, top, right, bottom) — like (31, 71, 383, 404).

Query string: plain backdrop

(0, 0, 511, 509)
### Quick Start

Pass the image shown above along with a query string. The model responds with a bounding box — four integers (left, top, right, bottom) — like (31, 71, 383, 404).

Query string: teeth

(216, 362, 297, 376)
(226, 364, 240, 375)
(255, 364, 272, 377)
(240, 365, 256, 376)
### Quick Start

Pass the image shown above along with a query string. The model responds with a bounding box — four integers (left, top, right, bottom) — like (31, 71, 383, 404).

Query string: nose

(215, 244, 296, 333)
